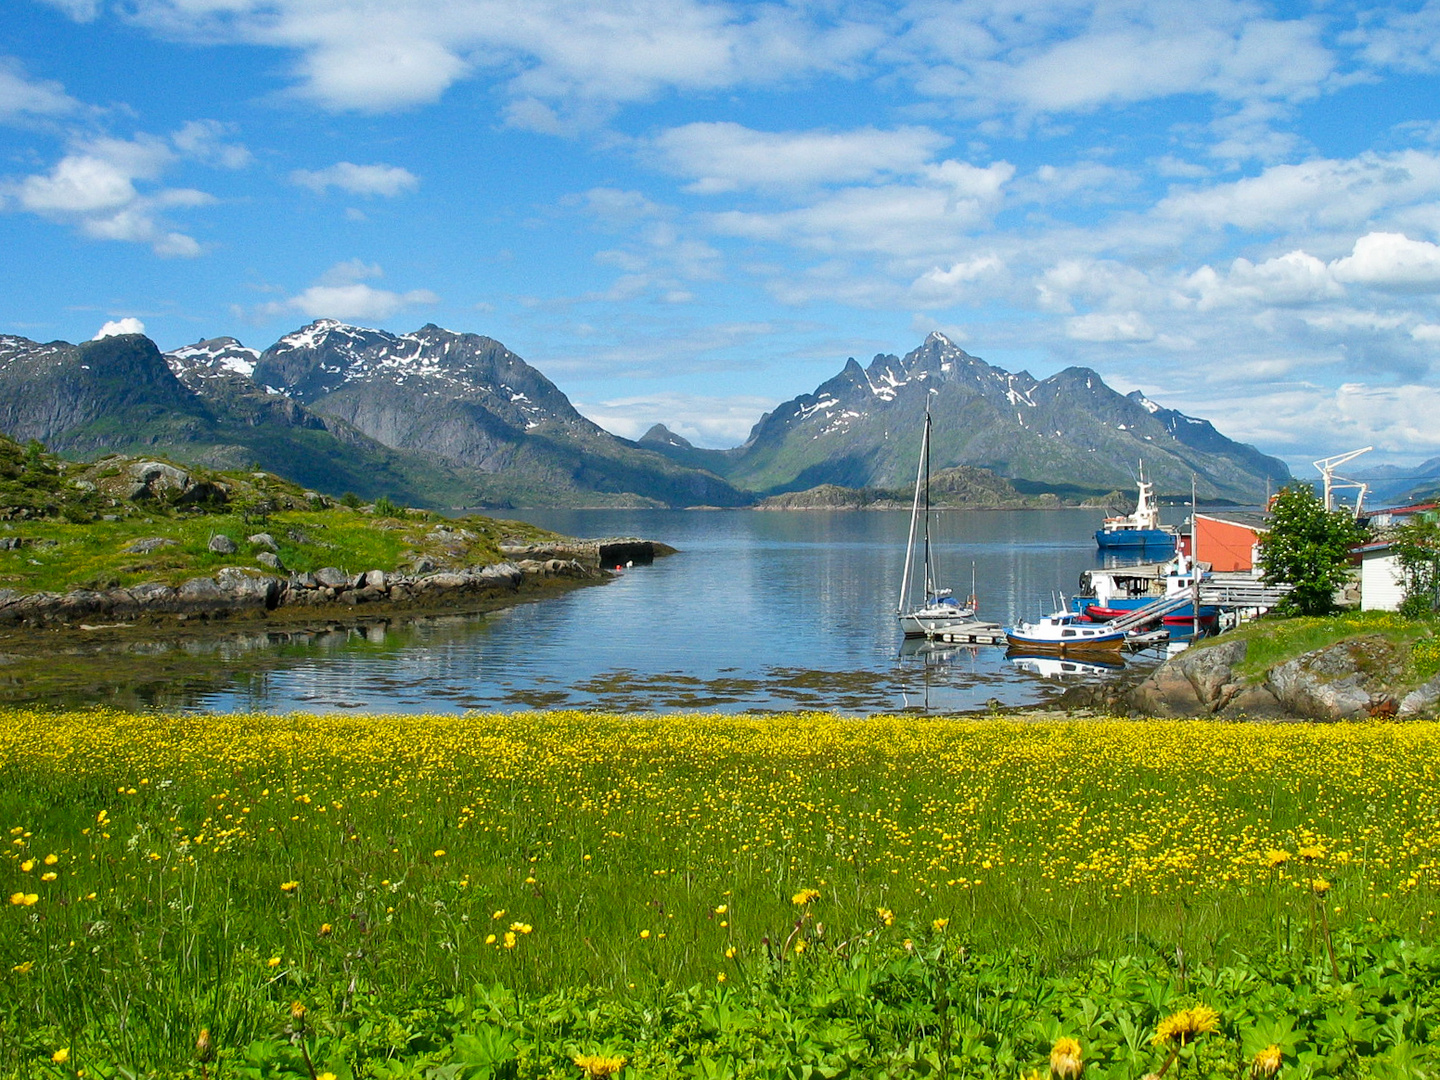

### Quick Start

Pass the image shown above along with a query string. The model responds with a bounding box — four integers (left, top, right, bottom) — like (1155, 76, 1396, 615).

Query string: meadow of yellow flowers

(3, 708, 1438, 1076)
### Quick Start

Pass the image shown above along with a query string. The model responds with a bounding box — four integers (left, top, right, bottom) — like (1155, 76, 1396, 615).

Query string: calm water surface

(187, 508, 1161, 715)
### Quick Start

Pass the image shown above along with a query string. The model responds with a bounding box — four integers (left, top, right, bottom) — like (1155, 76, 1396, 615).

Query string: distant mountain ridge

(0, 322, 1291, 508)
(666, 332, 1289, 503)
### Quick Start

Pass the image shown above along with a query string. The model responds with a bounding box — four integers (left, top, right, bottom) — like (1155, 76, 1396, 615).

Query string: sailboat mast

(922, 409, 934, 599)
(897, 409, 929, 615)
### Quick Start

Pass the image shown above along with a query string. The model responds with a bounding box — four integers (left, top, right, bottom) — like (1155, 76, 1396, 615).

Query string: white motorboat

(1004, 610, 1126, 652)
(896, 403, 978, 638)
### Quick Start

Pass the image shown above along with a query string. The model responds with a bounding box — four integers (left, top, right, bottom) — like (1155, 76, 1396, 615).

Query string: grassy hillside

(0, 435, 556, 595)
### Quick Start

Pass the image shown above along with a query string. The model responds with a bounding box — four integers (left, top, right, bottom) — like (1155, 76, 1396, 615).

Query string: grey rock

(1264, 636, 1405, 720)
(364, 569, 387, 589)
(313, 566, 350, 589)
(124, 537, 175, 554)
(256, 551, 284, 571)
(1400, 674, 1440, 717)
(411, 557, 435, 574)
(292, 571, 318, 589)
(208, 534, 238, 555)
(248, 532, 278, 551)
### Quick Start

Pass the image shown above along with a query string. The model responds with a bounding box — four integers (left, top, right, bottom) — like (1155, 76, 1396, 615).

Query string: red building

(1177, 511, 1269, 572)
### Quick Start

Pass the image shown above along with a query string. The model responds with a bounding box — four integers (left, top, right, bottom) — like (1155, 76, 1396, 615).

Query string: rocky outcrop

(1128, 634, 1437, 720)
(0, 557, 600, 628)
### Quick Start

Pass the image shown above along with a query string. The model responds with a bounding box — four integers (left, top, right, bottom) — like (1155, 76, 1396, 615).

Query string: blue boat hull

(1094, 528, 1177, 550)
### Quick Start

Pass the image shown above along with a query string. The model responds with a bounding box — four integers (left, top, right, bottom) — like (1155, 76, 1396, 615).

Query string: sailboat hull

(898, 603, 978, 638)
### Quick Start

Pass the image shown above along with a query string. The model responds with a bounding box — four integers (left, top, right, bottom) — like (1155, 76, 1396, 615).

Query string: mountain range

(0, 322, 1292, 508)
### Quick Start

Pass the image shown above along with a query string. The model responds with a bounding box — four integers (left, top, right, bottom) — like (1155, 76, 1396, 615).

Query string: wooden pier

(927, 621, 1008, 645)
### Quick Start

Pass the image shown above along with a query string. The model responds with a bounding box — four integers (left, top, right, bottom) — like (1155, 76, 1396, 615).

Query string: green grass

(3, 710, 1438, 1078)
(1217, 610, 1439, 682)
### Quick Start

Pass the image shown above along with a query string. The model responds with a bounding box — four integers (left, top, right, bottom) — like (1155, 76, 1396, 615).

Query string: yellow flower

(40, 872, 57, 882)
(876, 906, 894, 926)
(1251, 1044, 1282, 1077)
(485, 933, 496, 945)
(714, 904, 728, 914)
(1152, 1005, 1221, 1046)
(10, 893, 37, 906)
(793, 940, 806, 955)
(1298, 845, 1324, 861)
(639, 929, 650, 939)
(932, 917, 949, 931)
(573, 1053, 627, 1078)
(318, 1074, 336, 1080)
(43, 854, 58, 865)
(318, 923, 333, 936)
(791, 888, 820, 906)
(433, 849, 446, 857)
(1266, 850, 1290, 868)
(52, 1048, 69, 1065)
(503, 931, 517, 948)
(492, 909, 506, 920)
(724, 946, 736, 958)
(12, 961, 33, 973)
(196, 1029, 214, 1063)
(267, 956, 281, 968)
(280, 881, 298, 893)
(510, 921, 532, 934)
(20, 860, 33, 873)
(1050, 1036, 1082, 1079)
(1311, 877, 1331, 895)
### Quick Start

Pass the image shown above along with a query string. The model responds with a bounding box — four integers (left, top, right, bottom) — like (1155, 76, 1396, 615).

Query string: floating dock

(927, 621, 1008, 645)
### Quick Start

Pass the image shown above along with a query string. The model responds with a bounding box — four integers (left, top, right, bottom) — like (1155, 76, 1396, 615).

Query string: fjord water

(190, 508, 1150, 715)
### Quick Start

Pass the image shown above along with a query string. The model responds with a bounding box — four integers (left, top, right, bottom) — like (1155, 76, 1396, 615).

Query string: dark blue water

(188, 509, 1162, 715)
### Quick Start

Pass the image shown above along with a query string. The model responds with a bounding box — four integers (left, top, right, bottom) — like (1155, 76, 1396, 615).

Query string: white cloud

(4, 123, 247, 256)
(36, 0, 102, 20)
(251, 262, 438, 321)
(291, 161, 420, 197)
(1188, 250, 1343, 309)
(574, 390, 777, 446)
(911, 254, 1004, 305)
(707, 160, 1013, 260)
(93, 317, 146, 339)
(896, 1, 1334, 119)
(120, 0, 878, 115)
(1065, 311, 1155, 342)
(1329, 232, 1440, 291)
(1413, 323, 1440, 342)
(649, 123, 951, 193)
(1157, 150, 1440, 233)
(0, 57, 81, 120)
(1333, 382, 1440, 454)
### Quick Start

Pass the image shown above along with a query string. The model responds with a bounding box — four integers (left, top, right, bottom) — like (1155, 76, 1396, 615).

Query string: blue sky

(3, 0, 1440, 472)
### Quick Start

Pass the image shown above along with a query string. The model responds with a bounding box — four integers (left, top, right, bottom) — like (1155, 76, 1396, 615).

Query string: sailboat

(896, 405, 978, 638)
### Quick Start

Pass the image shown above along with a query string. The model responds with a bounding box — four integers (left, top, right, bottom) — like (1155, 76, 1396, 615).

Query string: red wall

(1193, 517, 1262, 572)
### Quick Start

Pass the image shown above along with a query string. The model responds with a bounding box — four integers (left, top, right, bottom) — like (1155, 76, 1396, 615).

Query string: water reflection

(4, 509, 1170, 714)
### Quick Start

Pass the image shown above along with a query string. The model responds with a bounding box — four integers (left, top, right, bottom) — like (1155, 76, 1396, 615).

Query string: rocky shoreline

(1061, 634, 1440, 720)
(0, 536, 673, 630)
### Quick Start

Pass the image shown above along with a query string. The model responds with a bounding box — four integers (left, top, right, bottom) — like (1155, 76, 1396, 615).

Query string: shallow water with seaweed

(165, 507, 1159, 714)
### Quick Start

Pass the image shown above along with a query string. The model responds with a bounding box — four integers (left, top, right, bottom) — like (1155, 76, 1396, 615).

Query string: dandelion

(1265, 850, 1289, 868)
(290, 1001, 306, 1023)
(932, 917, 949, 931)
(573, 1053, 627, 1078)
(1311, 877, 1331, 895)
(196, 1028, 214, 1064)
(280, 881, 298, 893)
(1152, 1005, 1220, 1046)
(1050, 1036, 1082, 1079)
(318, 923, 332, 936)
(791, 887, 820, 906)
(51, 1049, 69, 1065)
(1251, 1044, 1282, 1077)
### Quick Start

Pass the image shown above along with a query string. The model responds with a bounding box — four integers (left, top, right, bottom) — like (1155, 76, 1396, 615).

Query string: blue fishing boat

(1095, 464, 1179, 551)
